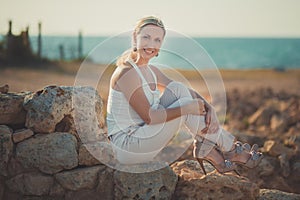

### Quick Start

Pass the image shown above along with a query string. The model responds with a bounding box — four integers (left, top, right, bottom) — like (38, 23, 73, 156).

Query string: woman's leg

(120, 82, 191, 153)
(161, 82, 235, 152)
(126, 81, 235, 153)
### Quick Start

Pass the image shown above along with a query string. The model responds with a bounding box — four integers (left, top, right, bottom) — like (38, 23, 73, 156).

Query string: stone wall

(0, 85, 299, 200)
(0, 85, 180, 199)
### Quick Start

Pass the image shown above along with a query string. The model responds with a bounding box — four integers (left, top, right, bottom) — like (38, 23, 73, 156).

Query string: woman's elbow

(143, 116, 152, 125)
(141, 109, 159, 125)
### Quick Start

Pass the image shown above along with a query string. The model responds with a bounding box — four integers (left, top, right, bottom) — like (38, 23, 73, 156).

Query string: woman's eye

(142, 35, 149, 39)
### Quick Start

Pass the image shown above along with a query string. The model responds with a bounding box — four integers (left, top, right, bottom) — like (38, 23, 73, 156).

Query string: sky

(1, 0, 300, 37)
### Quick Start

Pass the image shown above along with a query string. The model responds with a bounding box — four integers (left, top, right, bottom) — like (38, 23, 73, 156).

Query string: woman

(106, 16, 262, 174)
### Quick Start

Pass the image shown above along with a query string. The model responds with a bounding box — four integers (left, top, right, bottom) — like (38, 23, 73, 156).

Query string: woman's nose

(145, 39, 157, 49)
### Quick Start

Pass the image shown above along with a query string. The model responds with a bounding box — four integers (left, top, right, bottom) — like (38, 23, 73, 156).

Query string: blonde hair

(116, 16, 166, 66)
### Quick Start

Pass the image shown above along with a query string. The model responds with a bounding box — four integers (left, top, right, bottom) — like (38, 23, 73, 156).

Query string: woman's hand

(201, 105, 220, 134)
(185, 99, 207, 116)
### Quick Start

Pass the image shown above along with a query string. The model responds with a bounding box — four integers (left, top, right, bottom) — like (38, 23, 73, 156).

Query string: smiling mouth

(143, 48, 155, 55)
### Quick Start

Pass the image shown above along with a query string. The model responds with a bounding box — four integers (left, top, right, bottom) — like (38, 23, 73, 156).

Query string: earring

(133, 47, 137, 52)
(156, 52, 159, 57)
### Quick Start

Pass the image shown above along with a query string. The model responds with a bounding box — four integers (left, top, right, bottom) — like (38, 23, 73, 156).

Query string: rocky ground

(1, 84, 299, 199)
(0, 64, 299, 199)
(176, 87, 300, 196)
(227, 87, 300, 194)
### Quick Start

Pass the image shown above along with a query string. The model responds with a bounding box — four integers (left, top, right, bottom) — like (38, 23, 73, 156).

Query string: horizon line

(1, 32, 300, 39)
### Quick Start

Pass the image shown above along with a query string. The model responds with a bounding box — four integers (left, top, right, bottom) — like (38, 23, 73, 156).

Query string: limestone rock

(55, 165, 105, 191)
(12, 128, 34, 143)
(0, 84, 9, 94)
(96, 167, 114, 199)
(23, 86, 105, 143)
(0, 91, 30, 126)
(0, 125, 13, 176)
(248, 105, 276, 126)
(79, 143, 101, 166)
(16, 132, 78, 174)
(263, 140, 296, 159)
(2, 191, 21, 200)
(5, 172, 54, 196)
(279, 154, 290, 177)
(78, 142, 115, 166)
(7, 156, 27, 177)
(266, 176, 293, 194)
(290, 161, 300, 184)
(65, 190, 103, 200)
(114, 164, 178, 200)
(258, 189, 300, 200)
(270, 114, 288, 133)
(0, 176, 4, 200)
(49, 181, 65, 197)
(61, 167, 114, 200)
(256, 157, 275, 177)
(71, 86, 106, 143)
(171, 159, 214, 179)
(172, 159, 259, 200)
(292, 161, 300, 175)
(23, 85, 72, 133)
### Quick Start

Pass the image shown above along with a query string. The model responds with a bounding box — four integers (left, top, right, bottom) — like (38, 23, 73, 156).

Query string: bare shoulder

(149, 64, 172, 86)
(149, 64, 168, 78)
(111, 64, 139, 89)
(114, 65, 131, 78)
(149, 64, 162, 74)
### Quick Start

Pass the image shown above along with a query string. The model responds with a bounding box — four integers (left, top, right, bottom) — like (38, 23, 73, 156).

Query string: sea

(1, 34, 300, 69)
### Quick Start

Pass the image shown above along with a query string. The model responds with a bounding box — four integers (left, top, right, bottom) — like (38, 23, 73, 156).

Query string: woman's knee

(166, 81, 187, 90)
(165, 81, 191, 98)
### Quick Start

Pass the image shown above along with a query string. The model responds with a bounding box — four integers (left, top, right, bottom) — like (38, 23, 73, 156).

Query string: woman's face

(135, 24, 165, 61)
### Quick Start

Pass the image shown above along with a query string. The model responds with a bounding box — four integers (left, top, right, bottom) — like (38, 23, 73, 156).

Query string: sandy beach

(1, 61, 299, 96)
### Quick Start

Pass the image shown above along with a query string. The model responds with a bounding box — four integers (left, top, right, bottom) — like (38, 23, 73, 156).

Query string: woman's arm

(148, 98, 206, 124)
(150, 65, 220, 133)
(149, 65, 172, 91)
(115, 67, 206, 125)
(188, 88, 210, 108)
(188, 88, 220, 134)
(150, 65, 208, 103)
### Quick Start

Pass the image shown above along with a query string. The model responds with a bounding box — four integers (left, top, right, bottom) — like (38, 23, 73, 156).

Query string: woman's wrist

(182, 102, 195, 115)
(203, 102, 210, 111)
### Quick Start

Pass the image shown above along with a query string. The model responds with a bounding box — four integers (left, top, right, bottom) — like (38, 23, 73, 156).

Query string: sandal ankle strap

(224, 160, 234, 168)
(250, 151, 262, 161)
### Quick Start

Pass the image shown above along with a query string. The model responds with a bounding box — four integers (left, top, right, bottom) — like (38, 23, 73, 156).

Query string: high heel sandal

(193, 137, 240, 175)
(223, 141, 263, 169)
